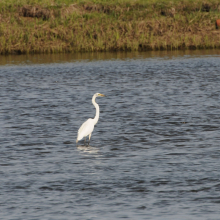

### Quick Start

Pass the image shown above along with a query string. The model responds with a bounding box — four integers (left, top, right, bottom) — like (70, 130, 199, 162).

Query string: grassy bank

(0, 0, 220, 54)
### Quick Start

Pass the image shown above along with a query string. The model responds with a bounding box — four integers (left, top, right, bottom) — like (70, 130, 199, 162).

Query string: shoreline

(0, 0, 220, 55)
(1, 49, 220, 66)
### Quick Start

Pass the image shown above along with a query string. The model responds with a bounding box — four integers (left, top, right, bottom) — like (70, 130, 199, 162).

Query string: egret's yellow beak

(99, 94, 105, 97)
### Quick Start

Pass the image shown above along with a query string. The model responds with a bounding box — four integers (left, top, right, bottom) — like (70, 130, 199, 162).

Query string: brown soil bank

(0, 0, 220, 54)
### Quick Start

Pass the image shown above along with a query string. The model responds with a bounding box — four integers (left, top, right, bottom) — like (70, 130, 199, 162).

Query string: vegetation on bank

(0, 0, 220, 54)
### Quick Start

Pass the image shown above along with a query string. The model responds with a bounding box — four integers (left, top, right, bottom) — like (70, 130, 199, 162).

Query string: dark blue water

(0, 51, 220, 219)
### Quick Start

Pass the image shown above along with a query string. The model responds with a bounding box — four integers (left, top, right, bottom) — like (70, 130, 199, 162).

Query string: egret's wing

(77, 119, 94, 141)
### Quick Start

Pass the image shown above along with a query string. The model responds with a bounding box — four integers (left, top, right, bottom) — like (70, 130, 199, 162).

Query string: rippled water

(0, 51, 220, 219)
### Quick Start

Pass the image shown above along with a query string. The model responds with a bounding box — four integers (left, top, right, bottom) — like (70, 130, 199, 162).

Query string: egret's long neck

(92, 95, 99, 125)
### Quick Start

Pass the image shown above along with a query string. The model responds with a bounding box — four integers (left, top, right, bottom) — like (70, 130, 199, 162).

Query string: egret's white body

(76, 93, 105, 144)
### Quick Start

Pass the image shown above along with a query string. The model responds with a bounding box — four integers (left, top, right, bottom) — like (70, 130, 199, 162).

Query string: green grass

(0, 0, 220, 54)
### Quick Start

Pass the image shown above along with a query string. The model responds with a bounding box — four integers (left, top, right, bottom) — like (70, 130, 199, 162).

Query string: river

(0, 50, 220, 219)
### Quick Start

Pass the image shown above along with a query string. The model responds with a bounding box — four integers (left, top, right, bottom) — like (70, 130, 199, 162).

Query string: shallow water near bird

(0, 50, 220, 219)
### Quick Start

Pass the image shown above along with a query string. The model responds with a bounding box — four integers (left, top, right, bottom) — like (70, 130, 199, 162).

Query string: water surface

(0, 50, 220, 219)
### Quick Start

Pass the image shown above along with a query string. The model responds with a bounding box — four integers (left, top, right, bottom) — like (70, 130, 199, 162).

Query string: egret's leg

(88, 133, 92, 146)
(84, 136, 87, 145)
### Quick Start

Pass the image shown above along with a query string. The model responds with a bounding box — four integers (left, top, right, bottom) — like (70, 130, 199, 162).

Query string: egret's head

(95, 93, 105, 97)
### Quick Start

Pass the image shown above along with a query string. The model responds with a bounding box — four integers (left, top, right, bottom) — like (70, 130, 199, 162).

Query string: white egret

(76, 93, 105, 145)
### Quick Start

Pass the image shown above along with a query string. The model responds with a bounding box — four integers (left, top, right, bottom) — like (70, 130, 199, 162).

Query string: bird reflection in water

(77, 145, 99, 154)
